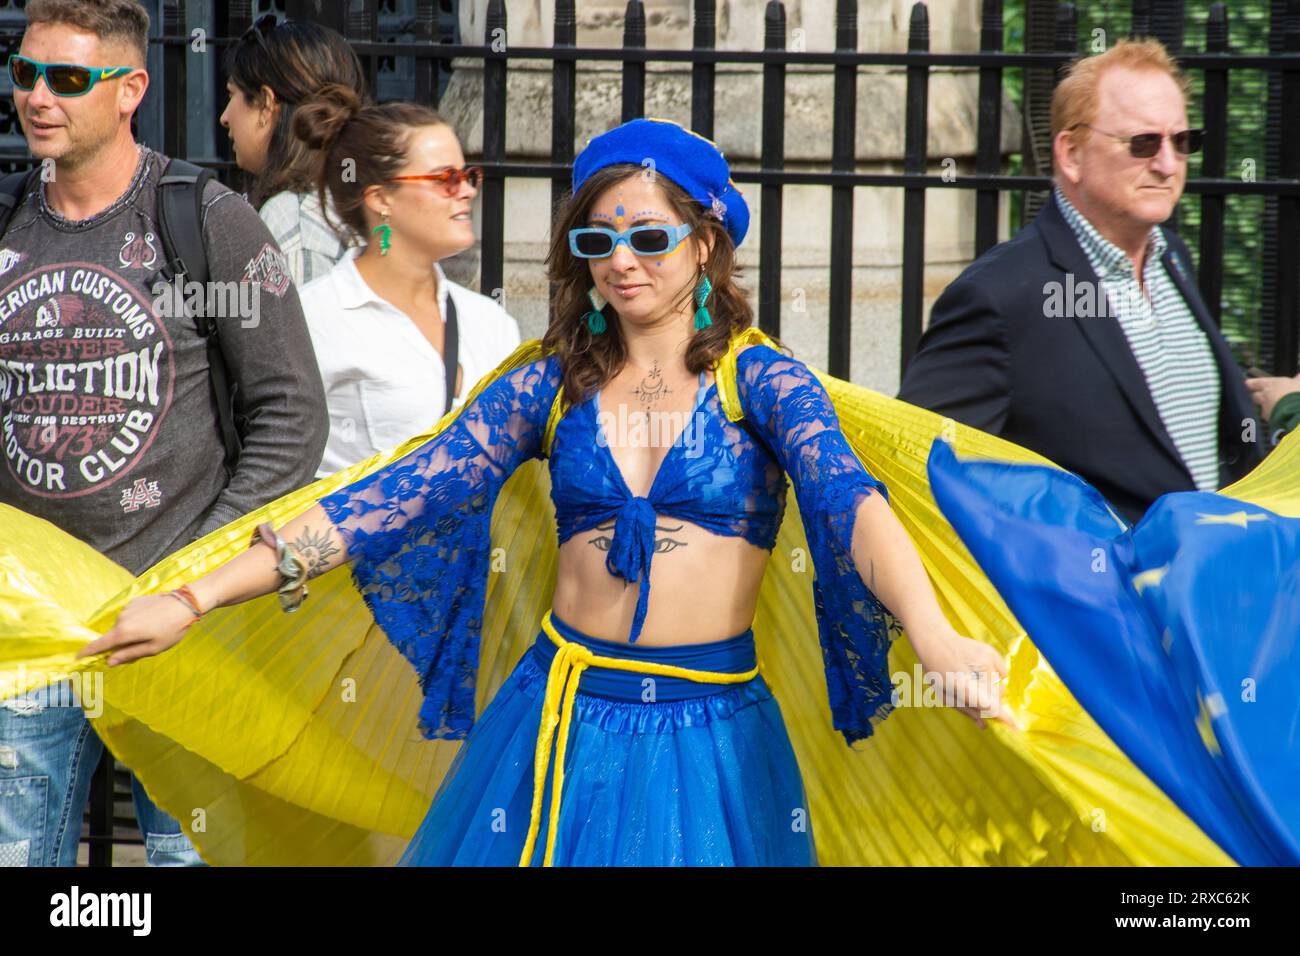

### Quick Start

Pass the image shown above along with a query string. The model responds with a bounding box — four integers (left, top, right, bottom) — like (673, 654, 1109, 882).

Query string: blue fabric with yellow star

(927, 439, 1299, 866)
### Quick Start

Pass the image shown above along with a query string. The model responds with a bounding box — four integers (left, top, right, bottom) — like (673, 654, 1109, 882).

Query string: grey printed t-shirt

(0, 145, 328, 575)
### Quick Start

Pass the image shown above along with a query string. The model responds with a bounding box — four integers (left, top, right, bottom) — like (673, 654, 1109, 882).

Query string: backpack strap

(0, 169, 35, 236)
(154, 157, 242, 476)
(539, 325, 784, 458)
(441, 291, 460, 417)
(156, 157, 215, 285)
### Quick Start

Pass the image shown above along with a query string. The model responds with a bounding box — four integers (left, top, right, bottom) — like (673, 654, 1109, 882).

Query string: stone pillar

(440, 0, 1019, 392)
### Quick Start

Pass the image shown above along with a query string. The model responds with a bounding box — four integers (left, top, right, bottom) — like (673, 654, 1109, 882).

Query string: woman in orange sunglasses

(290, 84, 522, 480)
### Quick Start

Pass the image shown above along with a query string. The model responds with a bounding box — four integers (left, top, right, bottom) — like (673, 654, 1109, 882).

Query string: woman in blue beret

(38, 115, 1299, 867)
(79, 117, 1016, 867)
(390, 117, 1017, 865)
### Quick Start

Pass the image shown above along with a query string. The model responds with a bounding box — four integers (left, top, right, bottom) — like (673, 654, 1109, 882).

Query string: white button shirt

(301, 251, 522, 478)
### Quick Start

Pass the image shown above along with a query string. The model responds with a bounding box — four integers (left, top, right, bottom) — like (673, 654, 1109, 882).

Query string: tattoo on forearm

(289, 525, 342, 579)
(587, 520, 689, 555)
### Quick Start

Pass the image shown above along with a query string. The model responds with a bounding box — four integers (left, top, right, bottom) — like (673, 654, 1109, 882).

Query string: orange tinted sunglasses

(386, 166, 484, 196)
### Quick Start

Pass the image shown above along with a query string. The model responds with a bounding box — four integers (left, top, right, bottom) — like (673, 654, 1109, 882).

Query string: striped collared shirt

(1054, 187, 1221, 492)
(258, 190, 352, 288)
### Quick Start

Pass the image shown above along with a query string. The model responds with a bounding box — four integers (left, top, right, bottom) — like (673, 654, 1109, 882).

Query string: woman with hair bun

(292, 84, 522, 478)
(219, 15, 367, 285)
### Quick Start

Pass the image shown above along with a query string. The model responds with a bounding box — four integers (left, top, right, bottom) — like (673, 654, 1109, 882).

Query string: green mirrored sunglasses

(8, 54, 134, 97)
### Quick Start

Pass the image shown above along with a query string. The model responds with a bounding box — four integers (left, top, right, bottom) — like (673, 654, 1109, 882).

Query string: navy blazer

(898, 193, 1263, 525)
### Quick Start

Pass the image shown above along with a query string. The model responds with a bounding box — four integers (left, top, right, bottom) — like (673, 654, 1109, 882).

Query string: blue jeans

(0, 682, 205, 867)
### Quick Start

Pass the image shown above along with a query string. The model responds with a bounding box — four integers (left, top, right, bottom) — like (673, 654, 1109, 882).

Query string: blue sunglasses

(8, 54, 134, 97)
(568, 223, 693, 259)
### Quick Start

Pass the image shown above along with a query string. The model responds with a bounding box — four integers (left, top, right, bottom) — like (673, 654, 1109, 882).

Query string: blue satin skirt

(399, 611, 817, 866)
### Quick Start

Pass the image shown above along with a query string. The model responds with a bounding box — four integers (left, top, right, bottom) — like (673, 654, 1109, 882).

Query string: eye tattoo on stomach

(587, 520, 689, 554)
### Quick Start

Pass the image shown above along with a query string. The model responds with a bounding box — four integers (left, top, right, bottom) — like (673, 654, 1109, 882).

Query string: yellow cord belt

(519, 609, 762, 866)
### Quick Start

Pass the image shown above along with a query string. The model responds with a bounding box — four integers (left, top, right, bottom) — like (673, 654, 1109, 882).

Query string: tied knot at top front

(549, 368, 787, 643)
(319, 341, 896, 746)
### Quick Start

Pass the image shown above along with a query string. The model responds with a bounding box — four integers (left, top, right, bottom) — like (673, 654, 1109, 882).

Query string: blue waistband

(529, 611, 758, 702)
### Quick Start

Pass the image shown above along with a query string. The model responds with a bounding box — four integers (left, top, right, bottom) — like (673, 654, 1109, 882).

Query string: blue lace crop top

(548, 366, 787, 646)
(319, 342, 895, 746)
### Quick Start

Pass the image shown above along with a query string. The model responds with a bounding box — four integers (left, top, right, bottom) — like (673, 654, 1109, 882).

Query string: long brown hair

(542, 164, 754, 408)
(292, 84, 451, 245)
(225, 20, 368, 209)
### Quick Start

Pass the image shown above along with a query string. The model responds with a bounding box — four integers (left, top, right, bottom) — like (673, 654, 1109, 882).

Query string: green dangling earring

(694, 271, 713, 330)
(584, 286, 608, 334)
(371, 213, 392, 256)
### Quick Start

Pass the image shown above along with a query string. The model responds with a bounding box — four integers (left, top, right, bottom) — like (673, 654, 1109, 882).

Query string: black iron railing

(0, 0, 1295, 864)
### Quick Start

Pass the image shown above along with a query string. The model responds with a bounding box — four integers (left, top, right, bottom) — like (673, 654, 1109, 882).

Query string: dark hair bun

(293, 83, 363, 151)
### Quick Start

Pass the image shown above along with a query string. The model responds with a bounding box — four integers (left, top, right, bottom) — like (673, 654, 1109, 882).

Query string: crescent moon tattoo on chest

(587, 520, 689, 555)
(632, 359, 671, 409)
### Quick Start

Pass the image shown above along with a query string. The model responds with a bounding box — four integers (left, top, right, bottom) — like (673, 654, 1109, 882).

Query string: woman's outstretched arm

(738, 343, 1020, 733)
(194, 503, 349, 610)
(77, 350, 562, 669)
(850, 492, 1020, 730)
(851, 493, 952, 645)
(77, 502, 350, 666)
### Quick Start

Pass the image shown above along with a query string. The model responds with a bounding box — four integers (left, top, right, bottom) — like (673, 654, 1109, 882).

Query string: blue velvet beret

(572, 117, 750, 247)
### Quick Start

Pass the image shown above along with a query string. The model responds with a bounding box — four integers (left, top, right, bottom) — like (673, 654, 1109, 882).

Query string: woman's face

(219, 80, 274, 174)
(583, 175, 707, 329)
(376, 124, 477, 263)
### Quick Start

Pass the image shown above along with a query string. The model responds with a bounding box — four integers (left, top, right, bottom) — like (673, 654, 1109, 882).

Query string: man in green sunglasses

(9, 55, 135, 99)
(0, 0, 329, 870)
(11, 9, 147, 183)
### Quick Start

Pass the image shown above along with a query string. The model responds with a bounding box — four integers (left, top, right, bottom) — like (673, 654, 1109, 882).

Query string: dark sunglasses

(241, 13, 279, 54)
(387, 166, 484, 196)
(1073, 123, 1204, 158)
(568, 223, 693, 259)
(8, 54, 133, 97)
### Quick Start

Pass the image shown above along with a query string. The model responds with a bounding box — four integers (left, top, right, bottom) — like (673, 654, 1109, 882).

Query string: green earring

(584, 287, 607, 334)
(694, 272, 713, 330)
(371, 216, 392, 256)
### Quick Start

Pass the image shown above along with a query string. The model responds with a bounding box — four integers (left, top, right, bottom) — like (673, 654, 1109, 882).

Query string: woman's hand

(75, 593, 197, 666)
(913, 630, 1022, 731)
(1246, 375, 1300, 422)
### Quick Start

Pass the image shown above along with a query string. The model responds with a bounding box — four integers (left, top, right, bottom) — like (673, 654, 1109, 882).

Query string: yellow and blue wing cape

(2, 331, 1293, 865)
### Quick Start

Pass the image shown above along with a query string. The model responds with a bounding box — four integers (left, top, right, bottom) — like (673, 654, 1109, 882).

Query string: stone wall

(441, 0, 1020, 391)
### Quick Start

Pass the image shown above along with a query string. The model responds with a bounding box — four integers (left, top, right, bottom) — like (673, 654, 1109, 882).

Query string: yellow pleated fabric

(5, 332, 1293, 865)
